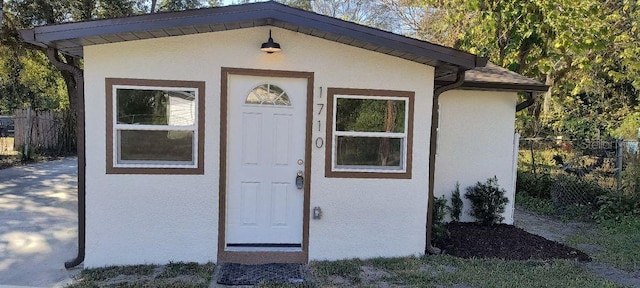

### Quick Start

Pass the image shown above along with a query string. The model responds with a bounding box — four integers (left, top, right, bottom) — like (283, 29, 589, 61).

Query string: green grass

(311, 258, 363, 284)
(64, 255, 626, 288)
(424, 256, 617, 288)
(309, 255, 621, 288)
(157, 262, 214, 279)
(567, 216, 640, 272)
(66, 262, 215, 288)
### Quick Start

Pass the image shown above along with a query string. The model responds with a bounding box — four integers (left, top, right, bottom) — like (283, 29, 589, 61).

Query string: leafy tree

(387, 0, 640, 140)
(1, 0, 142, 116)
(157, 0, 203, 12)
(279, 0, 311, 10)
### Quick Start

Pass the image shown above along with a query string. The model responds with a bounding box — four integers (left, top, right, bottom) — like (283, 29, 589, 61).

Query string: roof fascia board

(32, 3, 256, 34)
(435, 80, 549, 92)
(33, 8, 269, 43)
(26, 1, 480, 69)
(268, 7, 478, 68)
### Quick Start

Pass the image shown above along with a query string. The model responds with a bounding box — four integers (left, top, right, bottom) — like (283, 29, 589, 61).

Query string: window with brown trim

(106, 78, 205, 174)
(325, 88, 414, 179)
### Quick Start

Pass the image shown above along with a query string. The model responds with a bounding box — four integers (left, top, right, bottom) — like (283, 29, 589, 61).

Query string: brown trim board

(105, 78, 205, 175)
(218, 67, 314, 264)
(325, 88, 414, 179)
(20, 1, 484, 75)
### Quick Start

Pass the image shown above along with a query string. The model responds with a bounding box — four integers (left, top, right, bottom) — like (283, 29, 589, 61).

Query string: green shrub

(432, 195, 448, 238)
(621, 151, 640, 195)
(590, 151, 640, 221)
(465, 177, 509, 225)
(447, 182, 463, 222)
(595, 190, 640, 221)
(17, 144, 36, 161)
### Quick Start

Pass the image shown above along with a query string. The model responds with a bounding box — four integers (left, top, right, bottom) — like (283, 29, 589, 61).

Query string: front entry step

(213, 262, 308, 286)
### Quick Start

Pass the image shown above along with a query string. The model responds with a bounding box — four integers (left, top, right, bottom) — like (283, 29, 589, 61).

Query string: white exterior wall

(83, 27, 434, 267)
(434, 90, 518, 224)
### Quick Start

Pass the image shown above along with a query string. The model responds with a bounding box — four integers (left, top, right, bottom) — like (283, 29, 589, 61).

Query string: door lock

(295, 171, 304, 189)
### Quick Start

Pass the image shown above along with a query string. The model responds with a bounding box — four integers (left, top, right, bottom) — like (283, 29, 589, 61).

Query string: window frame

(325, 88, 414, 179)
(106, 78, 205, 175)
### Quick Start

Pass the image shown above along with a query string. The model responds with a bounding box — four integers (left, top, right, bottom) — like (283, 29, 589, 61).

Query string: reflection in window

(117, 89, 195, 126)
(119, 130, 194, 163)
(114, 85, 198, 166)
(246, 84, 291, 106)
(336, 136, 403, 167)
(327, 90, 413, 176)
(336, 98, 405, 133)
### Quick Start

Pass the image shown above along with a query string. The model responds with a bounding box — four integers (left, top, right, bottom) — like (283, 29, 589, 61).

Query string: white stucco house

(20, 2, 547, 268)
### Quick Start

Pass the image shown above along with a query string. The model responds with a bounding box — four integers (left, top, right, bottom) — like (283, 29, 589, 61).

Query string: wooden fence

(13, 108, 76, 155)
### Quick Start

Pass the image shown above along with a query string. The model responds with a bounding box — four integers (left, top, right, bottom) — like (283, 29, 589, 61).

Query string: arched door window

(245, 84, 291, 106)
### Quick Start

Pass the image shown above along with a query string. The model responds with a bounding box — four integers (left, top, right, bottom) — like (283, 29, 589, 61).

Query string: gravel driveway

(0, 157, 80, 287)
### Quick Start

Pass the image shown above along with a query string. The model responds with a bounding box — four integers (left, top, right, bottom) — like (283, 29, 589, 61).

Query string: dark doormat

(216, 263, 307, 285)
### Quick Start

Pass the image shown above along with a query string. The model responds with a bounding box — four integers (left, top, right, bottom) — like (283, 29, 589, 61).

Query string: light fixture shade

(261, 30, 281, 53)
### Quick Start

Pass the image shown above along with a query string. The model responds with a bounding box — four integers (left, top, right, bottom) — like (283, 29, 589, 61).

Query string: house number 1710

(315, 95, 325, 148)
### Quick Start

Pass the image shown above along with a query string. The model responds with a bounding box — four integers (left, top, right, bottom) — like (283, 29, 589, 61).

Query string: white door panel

(226, 75, 306, 247)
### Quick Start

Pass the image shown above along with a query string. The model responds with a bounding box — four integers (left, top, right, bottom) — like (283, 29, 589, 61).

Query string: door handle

(296, 171, 304, 189)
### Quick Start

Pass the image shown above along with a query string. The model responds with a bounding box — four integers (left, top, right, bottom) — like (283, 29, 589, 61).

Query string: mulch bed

(434, 222, 591, 262)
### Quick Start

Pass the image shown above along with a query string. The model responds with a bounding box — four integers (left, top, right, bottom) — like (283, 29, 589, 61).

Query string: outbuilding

(20, 2, 547, 267)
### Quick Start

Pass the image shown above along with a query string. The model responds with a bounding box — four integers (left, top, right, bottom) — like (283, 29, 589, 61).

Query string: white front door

(226, 75, 307, 249)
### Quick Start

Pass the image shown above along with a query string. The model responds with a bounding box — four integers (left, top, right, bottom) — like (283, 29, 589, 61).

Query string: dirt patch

(0, 155, 21, 170)
(514, 207, 640, 287)
(583, 262, 640, 287)
(326, 275, 351, 286)
(360, 265, 392, 282)
(434, 222, 591, 261)
(514, 207, 594, 242)
(436, 284, 477, 288)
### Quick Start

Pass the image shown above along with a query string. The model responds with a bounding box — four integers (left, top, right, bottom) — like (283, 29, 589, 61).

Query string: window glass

(336, 136, 403, 168)
(107, 79, 204, 173)
(326, 88, 413, 177)
(118, 130, 194, 163)
(246, 84, 291, 106)
(117, 89, 195, 126)
(336, 98, 405, 133)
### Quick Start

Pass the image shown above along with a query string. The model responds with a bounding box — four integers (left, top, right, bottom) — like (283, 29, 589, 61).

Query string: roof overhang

(19, 1, 486, 78)
(435, 63, 548, 92)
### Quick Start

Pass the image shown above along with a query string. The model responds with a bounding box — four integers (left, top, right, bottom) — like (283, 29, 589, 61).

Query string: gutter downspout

(516, 92, 535, 112)
(45, 48, 86, 269)
(426, 70, 465, 254)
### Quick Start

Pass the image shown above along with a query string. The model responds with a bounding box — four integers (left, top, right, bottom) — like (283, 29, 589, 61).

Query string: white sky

(221, 0, 270, 5)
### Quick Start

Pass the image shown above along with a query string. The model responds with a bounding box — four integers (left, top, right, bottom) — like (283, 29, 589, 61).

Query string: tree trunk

(542, 72, 554, 115)
(379, 100, 396, 166)
(61, 55, 81, 117)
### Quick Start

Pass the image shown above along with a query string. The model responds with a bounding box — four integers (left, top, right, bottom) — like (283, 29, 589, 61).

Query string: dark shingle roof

(437, 63, 548, 92)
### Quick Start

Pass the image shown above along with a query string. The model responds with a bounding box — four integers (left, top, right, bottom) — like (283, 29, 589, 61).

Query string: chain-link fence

(518, 138, 637, 219)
